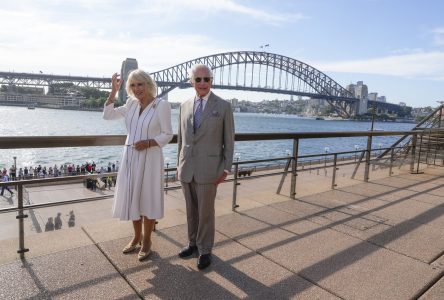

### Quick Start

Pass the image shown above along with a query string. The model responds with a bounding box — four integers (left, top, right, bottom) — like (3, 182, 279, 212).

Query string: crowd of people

(1, 161, 120, 181)
(0, 161, 120, 197)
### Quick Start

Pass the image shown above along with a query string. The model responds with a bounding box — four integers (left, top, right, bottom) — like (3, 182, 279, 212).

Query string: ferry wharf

(0, 162, 443, 299)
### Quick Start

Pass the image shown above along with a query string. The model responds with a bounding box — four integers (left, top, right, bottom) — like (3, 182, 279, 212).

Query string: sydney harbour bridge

(0, 51, 402, 118)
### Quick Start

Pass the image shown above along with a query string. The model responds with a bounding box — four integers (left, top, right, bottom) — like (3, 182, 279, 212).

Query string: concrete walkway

(0, 164, 443, 299)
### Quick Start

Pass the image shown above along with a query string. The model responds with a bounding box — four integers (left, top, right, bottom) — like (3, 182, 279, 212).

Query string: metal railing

(0, 130, 433, 258)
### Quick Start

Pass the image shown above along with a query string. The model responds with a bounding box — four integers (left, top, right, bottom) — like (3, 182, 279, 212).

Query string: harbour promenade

(0, 161, 443, 299)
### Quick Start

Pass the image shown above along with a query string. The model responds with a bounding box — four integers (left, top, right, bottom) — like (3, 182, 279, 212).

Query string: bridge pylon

(119, 58, 138, 103)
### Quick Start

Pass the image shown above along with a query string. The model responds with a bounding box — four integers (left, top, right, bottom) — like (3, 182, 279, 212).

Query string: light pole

(324, 147, 330, 167)
(354, 145, 360, 161)
(285, 149, 291, 168)
(13, 156, 17, 181)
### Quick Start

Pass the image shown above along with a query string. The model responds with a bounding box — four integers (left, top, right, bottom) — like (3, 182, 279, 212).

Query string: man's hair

(189, 64, 213, 82)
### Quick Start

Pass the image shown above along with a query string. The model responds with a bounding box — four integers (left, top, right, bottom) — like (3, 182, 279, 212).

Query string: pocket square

(211, 110, 220, 117)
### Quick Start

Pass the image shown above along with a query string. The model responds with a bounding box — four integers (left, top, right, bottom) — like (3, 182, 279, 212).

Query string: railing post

(439, 106, 443, 128)
(165, 163, 169, 194)
(232, 163, 240, 211)
(389, 147, 394, 176)
(364, 134, 373, 182)
(415, 132, 424, 173)
(410, 133, 417, 173)
(16, 184, 29, 259)
(290, 138, 299, 199)
(433, 128, 439, 165)
(425, 128, 432, 165)
(331, 153, 338, 189)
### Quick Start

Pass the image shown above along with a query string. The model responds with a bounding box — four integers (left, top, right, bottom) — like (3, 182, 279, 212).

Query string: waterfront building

(0, 93, 84, 108)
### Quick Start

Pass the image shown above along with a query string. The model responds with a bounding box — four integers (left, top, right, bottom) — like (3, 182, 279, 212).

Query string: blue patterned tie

(194, 98, 203, 132)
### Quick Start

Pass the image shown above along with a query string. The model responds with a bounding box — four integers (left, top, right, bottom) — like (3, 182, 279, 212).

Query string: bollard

(16, 184, 29, 259)
(290, 139, 299, 199)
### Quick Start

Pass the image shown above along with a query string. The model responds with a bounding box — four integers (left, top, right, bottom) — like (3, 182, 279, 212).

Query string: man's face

(192, 67, 212, 97)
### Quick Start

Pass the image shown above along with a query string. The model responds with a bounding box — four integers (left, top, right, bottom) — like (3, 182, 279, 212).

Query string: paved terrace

(0, 164, 443, 299)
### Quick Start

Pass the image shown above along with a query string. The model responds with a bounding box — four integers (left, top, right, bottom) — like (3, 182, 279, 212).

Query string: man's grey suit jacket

(177, 92, 235, 184)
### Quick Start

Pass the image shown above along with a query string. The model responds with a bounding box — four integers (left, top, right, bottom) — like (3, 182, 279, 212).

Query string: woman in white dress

(103, 69, 173, 261)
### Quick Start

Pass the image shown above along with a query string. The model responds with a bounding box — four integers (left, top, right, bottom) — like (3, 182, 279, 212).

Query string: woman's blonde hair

(125, 69, 157, 98)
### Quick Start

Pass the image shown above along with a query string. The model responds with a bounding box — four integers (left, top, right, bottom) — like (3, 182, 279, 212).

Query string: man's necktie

(194, 98, 203, 132)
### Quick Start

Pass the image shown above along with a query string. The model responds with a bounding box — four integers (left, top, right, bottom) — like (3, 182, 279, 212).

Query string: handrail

(0, 130, 419, 149)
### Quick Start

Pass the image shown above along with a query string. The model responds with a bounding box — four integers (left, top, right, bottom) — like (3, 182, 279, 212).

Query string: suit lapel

(185, 98, 195, 134)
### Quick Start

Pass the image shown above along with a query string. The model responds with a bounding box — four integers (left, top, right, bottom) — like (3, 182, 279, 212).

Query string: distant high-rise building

(377, 96, 386, 103)
(399, 102, 406, 107)
(355, 82, 368, 100)
(346, 84, 356, 96)
(347, 81, 369, 115)
(368, 92, 378, 101)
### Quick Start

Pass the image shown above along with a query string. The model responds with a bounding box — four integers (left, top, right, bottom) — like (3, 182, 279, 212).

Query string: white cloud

(0, 2, 227, 75)
(315, 51, 444, 81)
(0, 0, 305, 75)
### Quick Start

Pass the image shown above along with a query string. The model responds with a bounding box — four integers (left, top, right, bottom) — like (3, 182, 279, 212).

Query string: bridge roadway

(0, 162, 443, 299)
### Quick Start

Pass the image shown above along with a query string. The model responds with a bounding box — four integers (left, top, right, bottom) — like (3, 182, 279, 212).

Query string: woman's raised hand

(111, 73, 122, 94)
(106, 73, 122, 105)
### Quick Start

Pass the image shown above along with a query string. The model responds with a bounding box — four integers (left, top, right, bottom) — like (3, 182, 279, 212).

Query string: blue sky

(1, 0, 443, 107)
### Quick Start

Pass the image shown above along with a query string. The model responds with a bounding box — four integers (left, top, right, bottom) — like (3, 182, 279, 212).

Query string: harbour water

(0, 106, 415, 169)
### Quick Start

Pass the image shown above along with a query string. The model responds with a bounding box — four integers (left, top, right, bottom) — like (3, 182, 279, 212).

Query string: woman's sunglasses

(194, 77, 212, 83)
(130, 82, 144, 87)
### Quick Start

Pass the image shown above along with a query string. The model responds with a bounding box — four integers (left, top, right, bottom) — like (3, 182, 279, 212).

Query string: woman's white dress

(103, 97, 173, 220)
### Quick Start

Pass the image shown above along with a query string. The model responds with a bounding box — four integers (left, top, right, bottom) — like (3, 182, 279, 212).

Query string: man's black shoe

(178, 245, 198, 258)
(197, 254, 211, 270)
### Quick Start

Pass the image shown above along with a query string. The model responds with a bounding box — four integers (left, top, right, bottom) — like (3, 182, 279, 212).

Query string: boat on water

(315, 117, 324, 120)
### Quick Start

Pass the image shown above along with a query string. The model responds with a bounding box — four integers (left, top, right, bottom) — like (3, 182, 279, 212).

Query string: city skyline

(1, 0, 443, 107)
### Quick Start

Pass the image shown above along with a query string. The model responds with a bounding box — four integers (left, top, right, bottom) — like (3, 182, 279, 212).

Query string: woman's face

(130, 80, 149, 101)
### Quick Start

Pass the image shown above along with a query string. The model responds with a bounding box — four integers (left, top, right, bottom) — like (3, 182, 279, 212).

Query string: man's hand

(214, 171, 228, 185)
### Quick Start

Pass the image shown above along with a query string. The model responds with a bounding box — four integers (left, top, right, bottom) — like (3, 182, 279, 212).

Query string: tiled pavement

(0, 165, 443, 299)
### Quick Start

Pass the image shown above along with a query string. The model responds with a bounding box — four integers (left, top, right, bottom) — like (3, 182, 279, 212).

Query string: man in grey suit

(177, 64, 235, 270)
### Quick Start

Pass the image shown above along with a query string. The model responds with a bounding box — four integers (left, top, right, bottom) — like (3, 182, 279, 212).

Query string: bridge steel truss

(152, 51, 358, 118)
(1, 51, 363, 117)
(0, 72, 111, 90)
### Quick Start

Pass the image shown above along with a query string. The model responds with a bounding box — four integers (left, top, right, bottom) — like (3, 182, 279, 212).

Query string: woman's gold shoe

(122, 241, 141, 254)
(138, 249, 151, 261)
(138, 241, 152, 261)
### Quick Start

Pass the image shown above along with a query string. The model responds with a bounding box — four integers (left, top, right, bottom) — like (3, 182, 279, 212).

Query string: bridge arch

(151, 51, 357, 117)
